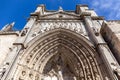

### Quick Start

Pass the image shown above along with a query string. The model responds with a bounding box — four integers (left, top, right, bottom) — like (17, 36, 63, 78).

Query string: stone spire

(1, 22, 15, 31)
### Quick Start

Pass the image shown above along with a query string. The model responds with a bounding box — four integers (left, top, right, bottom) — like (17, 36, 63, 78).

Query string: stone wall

(0, 33, 18, 65)
(101, 21, 120, 64)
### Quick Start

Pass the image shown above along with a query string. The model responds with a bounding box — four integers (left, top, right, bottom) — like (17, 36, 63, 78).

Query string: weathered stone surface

(101, 21, 120, 64)
(0, 4, 120, 80)
(0, 34, 18, 65)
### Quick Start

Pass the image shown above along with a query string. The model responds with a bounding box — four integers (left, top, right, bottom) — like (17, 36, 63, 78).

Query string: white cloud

(92, 1, 99, 7)
(90, 0, 120, 20)
(100, 3, 112, 9)
(116, 9, 120, 18)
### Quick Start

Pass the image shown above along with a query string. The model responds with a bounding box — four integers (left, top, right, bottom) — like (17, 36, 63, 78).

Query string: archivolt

(14, 29, 103, 80)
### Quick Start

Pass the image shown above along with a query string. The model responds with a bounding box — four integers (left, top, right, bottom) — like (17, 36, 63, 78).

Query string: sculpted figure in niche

(53, 22, 58, 29)
(95, 74, 101, 80)
(61, 22, 65, 28)
(0, 62, 9, 79)
(67, 23, 71, 30)
(29, 73, 33, 79)
(105, 77, 110, 80)
(72, 23, 77, 32)
(41, 26, 47, 33)
(21, 28, 29, 36)
(75, 23, 82, 33)
(49, 25, 54, 30)
(43, 69, 58, 80)
(66, 23, 69, 29)
(88, 76, 92, 80)
(32, 32, 37, 37)
(69, 23, 75, 30)
(46, 24, 50, 31)
(35, 74, 39, 80)
(0, 68, 6, 79)
(111, 63, 120, 80)
(39, 23, 46, 33)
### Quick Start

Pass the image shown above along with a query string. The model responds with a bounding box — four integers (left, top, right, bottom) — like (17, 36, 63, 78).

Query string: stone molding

(0, 31, 19, 36)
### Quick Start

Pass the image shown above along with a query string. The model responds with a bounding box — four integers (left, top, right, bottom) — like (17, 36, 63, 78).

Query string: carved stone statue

(0, 68, 6, 79)
(111, 63, 120, 79)
(105, 77, 110, 80)
(29, 73, 33, 80)
(0, 62, 9, 79)
(35, 75, 39, 80)
(21, 28, 29, 36)
(95, 74, 101, 80)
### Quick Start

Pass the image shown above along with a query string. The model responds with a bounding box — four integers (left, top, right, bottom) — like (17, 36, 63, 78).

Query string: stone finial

(58, 6, 63, 12)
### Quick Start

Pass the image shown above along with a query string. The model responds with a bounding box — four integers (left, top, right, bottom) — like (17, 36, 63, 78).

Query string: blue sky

(0, 0, 120, 30)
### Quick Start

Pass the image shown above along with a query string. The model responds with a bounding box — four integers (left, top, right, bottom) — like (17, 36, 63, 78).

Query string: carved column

(84, 16, 119, 80)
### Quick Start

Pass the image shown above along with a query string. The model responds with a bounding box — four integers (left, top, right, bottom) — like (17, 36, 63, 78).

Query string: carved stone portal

(13, 31, 105, 80)
(42, 53, 77, 80)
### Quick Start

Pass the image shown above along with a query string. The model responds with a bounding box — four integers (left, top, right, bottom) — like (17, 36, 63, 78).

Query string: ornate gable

(40, 11, 80, 19)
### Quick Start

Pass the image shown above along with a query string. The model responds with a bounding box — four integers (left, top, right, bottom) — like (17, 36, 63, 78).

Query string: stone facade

(0, 4, 120, 80)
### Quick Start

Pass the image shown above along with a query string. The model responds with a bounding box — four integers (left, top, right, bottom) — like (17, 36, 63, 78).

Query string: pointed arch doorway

(13, 29, 107, 80)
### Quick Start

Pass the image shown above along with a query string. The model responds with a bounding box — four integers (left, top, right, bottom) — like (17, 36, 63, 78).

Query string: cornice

(0, 31, 19, 36)
(91, 16, 104, 20)
(39, 17, 81, 20)
(41, 11, 80, 17)
(30, 9, 104, 21)
(107, 20, 120, 22)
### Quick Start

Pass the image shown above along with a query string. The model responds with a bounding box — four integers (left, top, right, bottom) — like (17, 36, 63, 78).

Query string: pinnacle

(58, 6, 63, 12)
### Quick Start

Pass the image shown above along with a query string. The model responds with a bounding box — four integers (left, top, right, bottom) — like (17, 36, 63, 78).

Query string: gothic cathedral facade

(0, 4, 120, 80)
